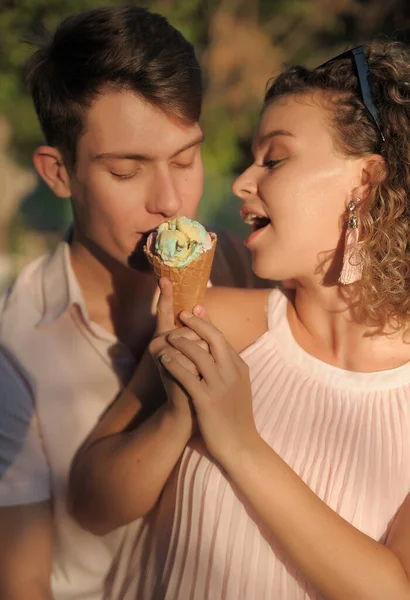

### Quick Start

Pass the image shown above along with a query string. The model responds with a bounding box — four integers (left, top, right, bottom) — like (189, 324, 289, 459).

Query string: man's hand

(68, 278, 208, 534)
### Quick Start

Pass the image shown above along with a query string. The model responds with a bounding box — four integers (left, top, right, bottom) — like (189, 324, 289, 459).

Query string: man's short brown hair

(26, 6, 202, 168)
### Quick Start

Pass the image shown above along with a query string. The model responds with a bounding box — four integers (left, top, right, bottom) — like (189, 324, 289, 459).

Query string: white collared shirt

(0, 241, 134, 600)
(0, 229, 260, 599)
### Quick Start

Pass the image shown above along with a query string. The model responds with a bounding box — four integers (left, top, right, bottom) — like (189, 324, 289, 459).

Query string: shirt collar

(36, 235, 89, 328)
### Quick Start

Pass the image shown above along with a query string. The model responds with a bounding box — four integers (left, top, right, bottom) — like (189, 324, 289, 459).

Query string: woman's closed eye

(263, 158, 285, 170)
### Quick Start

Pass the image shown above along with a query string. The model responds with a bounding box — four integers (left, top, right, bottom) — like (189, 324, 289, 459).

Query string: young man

(0, 6, 259, 600)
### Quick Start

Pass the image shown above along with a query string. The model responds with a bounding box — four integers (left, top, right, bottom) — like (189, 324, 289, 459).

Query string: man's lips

(138, 228, 157, 236)
(135, 229, 157, 244)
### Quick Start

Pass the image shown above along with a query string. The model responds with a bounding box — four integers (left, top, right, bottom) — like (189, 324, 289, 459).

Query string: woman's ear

(33, 146, 72, 198)
(353, 154, 386, 202)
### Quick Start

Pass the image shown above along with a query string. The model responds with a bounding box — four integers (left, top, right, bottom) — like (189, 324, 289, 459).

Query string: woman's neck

(287, 281, 410, 372)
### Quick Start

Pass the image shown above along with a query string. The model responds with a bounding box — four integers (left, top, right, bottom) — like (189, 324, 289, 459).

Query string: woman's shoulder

(203, 287, 272, 353)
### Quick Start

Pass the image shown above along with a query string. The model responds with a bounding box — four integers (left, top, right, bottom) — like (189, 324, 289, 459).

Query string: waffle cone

(144, 234, 217, 324)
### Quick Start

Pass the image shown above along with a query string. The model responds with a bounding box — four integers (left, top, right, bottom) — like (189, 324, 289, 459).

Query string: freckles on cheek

(298, 197, 321, 220)
(293, 173, 343, 221)
(285, 182, 319, 222)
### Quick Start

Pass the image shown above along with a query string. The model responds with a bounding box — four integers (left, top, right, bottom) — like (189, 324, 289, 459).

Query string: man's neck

(69, 236, 158, 354)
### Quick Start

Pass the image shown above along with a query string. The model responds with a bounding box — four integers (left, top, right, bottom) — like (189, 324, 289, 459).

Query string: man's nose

(147, 167, 182, 217)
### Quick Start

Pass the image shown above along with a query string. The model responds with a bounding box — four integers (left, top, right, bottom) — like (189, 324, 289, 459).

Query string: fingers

(178, 307, 232, 366)
(150, 339, 200, 377)
(149, 326, 208, 357)
(155, 278, 175, 335)
(149, 325, 206, 379)
(160, 353, 204, 400)
(167, 335, 217, 384)
(151, 298, 211, 380)
(174, 328, 209, 353)
(160, 348, 200, 377)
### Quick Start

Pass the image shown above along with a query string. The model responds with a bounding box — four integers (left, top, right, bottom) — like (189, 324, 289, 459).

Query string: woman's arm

(203, 286, 270, 352)
(225, 437, 410, 600)
(162, 311, 410, 600)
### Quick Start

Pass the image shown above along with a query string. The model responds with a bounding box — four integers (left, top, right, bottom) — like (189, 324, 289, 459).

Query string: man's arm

(0, 501, 53, 600)
(68, 284, 270, 536)
(0, 349, 53, 599)
(68, 281, 195, 535)
(69, 373, 193, 535)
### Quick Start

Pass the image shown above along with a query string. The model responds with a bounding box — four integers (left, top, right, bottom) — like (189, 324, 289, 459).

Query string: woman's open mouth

(243, 213, 271, 232)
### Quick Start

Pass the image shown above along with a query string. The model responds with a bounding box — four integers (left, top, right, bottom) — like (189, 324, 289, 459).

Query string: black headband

(316, 46, 385, 144)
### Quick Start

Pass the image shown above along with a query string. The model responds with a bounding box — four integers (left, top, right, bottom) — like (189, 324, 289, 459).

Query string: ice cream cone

(144, 233, 217, 324)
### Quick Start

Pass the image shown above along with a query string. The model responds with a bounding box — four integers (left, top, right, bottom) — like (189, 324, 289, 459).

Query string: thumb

(155, 277, 175, 334)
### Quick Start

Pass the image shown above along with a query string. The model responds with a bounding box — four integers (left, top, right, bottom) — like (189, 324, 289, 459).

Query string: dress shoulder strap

(266, 287, 288, 331)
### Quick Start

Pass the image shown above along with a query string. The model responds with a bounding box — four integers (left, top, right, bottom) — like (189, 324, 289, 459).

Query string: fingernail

(159, 278, 166, 290)
(160, 353, 171, 363)
(169, 333, 180, 340)
(181, 311, 192, 319)
(194, 305, 205, 317)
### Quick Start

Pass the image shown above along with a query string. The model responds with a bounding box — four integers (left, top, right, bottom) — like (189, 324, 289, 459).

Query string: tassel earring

(339, 197, 363, 285)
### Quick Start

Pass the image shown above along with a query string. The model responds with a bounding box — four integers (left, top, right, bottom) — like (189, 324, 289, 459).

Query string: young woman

(70, 40, 410, 599)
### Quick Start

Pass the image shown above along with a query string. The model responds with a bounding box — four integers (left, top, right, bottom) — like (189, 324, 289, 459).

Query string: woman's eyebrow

(251, 129, 295, 156)
(258, 129, 295, 146)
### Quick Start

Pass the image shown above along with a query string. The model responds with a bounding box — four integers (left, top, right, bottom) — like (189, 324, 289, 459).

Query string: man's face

(69, 89, 204, 270)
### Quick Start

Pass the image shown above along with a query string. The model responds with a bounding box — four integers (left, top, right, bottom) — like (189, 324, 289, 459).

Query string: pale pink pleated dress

(107, 288, 410, 600)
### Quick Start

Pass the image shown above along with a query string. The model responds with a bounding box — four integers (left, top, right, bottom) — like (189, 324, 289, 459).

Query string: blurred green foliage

(0, 0, 410, 240)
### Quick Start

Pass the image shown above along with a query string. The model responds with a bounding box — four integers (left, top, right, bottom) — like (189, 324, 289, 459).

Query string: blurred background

(0, 0, 409, 290)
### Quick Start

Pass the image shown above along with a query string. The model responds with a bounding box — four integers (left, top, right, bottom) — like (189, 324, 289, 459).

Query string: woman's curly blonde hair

(264, 40, 410, 332)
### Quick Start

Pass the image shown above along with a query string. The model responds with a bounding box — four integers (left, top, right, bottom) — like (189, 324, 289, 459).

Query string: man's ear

(353, 154, 386, 202)
(33, 146, 72, 198)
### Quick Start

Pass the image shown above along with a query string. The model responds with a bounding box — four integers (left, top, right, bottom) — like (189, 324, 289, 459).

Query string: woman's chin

(251, 258, 284, 282)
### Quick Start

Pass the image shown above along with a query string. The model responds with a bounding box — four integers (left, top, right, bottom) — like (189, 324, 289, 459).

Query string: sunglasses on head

(316, 45, 385, 145)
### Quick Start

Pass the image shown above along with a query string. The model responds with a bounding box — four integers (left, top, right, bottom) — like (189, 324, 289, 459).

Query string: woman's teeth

(243, 213, 271, 231)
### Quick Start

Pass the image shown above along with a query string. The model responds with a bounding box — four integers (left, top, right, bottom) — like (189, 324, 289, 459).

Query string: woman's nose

(231, 166, 258, 199)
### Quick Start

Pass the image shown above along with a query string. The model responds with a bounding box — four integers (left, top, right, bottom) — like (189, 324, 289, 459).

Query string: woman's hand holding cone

(158, 309, 259, 467)
(149, 277, 209, 423)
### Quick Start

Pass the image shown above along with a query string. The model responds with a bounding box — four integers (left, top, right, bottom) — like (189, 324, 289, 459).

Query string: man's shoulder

(0, 252, 51, 350)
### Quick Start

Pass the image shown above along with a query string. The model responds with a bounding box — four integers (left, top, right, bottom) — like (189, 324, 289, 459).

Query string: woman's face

(232, 93, 363, 283)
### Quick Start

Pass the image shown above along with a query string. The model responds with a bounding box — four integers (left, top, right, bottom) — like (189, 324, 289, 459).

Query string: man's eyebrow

(93, 133, 205, 162)
(93, 151, 149, 161)
(171, 133, 205, 158)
